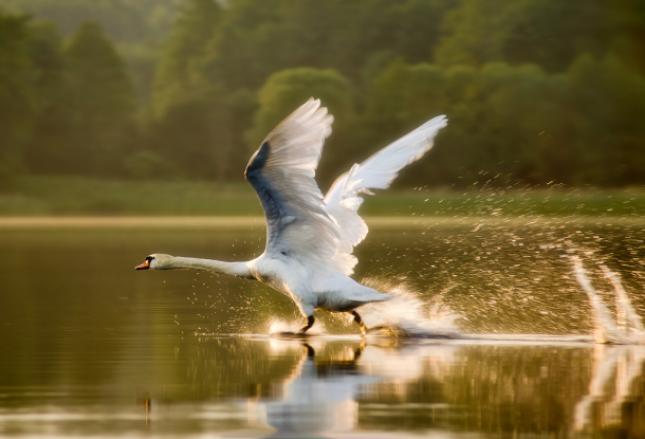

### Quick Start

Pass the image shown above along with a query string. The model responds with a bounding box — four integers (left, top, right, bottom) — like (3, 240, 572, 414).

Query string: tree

(566, 54, 645, 185)
(363, 60, 574, 186)
(434, 0, 513, 67)
(22, 22, 70, 174)
(64, 21, 135, 175)
(152, 0, 221, 116)
(0, 11, 34, 186)
(148, 87, 255, 180)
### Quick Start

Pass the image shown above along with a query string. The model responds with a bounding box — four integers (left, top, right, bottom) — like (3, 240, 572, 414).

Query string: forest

(1, 0, 644, 189)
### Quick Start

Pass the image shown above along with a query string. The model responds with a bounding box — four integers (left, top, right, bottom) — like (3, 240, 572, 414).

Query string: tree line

(1, 0, 643, 187)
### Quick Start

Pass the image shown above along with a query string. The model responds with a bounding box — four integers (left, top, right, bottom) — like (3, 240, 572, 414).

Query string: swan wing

(325, 115, 448, 273)
(245, 98, 339, 262)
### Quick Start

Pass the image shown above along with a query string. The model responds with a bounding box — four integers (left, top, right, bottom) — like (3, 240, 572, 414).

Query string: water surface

(0, 218, 643, 438)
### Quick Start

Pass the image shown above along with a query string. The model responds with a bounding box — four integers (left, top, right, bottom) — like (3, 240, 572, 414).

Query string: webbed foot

(273, 315, 315, 338)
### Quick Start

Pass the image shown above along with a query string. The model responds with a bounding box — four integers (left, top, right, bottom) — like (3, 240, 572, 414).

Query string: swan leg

(351, 311, 368, 336)
(298, 315, 315, 334)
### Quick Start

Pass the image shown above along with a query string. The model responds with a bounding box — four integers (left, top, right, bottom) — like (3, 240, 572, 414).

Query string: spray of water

(357, 278, 461, 338)
(600, 264, 644, 334)
(570, 255, 644, 345)
(265, 279, 461, 338)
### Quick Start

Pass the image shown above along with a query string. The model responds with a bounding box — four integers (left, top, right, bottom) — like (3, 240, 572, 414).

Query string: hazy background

(0, 0, 644, 214)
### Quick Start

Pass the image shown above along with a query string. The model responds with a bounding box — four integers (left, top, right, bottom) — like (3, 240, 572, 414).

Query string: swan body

(136, 98, 447, 334)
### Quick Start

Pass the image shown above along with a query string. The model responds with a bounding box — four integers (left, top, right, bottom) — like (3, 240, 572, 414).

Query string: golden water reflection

(0, 223, 643, 437)
(1, 336, 644, 438)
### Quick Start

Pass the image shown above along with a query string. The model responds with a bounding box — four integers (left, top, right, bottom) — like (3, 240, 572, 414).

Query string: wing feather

(325, 115, 448, 273)
(245, 99, 447, 276)
(245, 98, 339, 262)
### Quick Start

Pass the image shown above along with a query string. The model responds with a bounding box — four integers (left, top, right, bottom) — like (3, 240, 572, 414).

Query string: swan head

(134, 253, 174, 270)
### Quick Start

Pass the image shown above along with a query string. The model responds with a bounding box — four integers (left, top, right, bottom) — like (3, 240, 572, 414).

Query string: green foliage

(435, 0, 642, 72)
(364, 57, 645, 186)
(0, 11, 34, 175)
(566, 54, 645, 185)
(0, 0, 182, 100)
(149, 87, 256, 180)
(123, 150, 175, 180)
(22, 23, 69, 173)
(0, 0, 181, 43)
(64, 21, 135, 175)
(434, 0, 511, 66)
(1, 0, 644, 188)
(152, 0, 221, 116)
(147, 0, 257, 181)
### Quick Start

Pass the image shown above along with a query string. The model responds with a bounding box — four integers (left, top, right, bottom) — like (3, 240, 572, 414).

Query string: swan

(135, 98, 447, 335)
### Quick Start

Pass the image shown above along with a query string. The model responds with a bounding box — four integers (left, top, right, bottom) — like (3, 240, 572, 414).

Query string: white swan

(135, 98, 447, 335)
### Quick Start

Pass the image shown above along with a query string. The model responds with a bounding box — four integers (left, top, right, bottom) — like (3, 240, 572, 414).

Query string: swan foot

(271, 316, 315, 338)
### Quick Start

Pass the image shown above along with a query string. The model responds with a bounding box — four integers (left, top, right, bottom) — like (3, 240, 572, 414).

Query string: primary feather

(324, 115, 448, 274)
(245, 98, 340, 264)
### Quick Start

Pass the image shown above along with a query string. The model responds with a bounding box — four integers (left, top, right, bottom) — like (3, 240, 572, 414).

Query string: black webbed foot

(273, 315, 315, 338)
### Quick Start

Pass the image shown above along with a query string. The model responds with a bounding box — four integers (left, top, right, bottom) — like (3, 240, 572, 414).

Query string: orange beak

(135, 259, 150, 270)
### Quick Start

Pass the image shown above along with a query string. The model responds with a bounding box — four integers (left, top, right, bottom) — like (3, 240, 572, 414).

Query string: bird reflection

(249, 338, 461, 438)
(257, 339, 375, 438)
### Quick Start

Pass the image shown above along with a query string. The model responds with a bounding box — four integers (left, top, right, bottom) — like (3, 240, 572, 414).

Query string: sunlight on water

(0, 219, 643, 437)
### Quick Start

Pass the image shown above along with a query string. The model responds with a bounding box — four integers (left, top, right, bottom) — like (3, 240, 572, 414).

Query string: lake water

(0, 218, 643, 438)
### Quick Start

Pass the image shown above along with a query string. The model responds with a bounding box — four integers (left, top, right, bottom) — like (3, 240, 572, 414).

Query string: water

(0, 218, 643, 438)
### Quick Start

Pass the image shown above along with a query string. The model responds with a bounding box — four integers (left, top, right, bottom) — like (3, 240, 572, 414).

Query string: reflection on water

(1, 336, 643, 438)
(574, 345, 645, 433)
(0, 219, 643, 437)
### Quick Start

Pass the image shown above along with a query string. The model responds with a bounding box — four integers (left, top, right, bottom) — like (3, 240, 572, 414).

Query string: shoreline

(0, 215, 642, 229)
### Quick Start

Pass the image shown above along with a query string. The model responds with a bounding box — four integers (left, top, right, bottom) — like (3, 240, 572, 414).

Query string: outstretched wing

(245, 98, 339, 262)
(325, 115, 448, 274)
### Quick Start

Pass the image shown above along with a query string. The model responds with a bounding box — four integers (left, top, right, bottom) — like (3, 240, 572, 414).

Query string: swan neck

(170, 256, 250, 277)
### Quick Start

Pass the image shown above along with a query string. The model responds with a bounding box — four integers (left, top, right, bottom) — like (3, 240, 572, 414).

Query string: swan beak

(135, 260, 150, 270)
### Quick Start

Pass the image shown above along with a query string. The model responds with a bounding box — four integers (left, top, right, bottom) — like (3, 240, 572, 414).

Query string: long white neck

(167, 256, 251, 278)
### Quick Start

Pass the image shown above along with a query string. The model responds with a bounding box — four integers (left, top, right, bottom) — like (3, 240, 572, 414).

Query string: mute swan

(136, 98, 447, 335)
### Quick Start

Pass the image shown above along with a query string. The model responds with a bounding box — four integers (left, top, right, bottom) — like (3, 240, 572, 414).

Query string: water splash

(358, 278, 461, 338)
(570, 255, 645, 344)
(601, 264, 644, 334)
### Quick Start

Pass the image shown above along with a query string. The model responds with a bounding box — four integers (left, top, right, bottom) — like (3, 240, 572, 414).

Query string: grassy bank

(0, 176, 643, 217)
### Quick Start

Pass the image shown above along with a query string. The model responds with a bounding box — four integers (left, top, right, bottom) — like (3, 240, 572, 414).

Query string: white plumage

(136, 98, 447, 335)
(325, 114, 448, 274)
